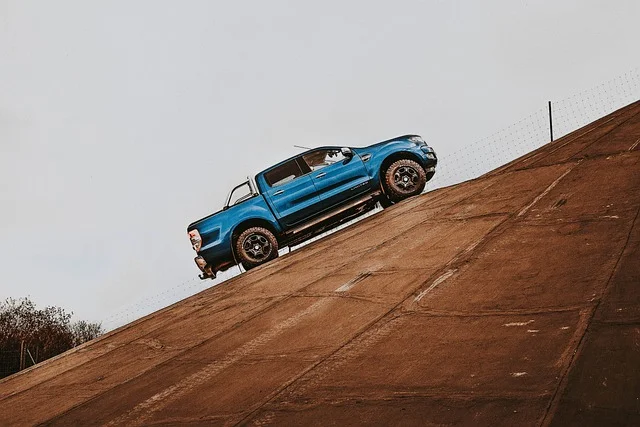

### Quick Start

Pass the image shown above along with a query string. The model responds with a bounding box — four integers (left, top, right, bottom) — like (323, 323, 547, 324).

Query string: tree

(71, 320, 104, 347)
(0, 297, 104, 378)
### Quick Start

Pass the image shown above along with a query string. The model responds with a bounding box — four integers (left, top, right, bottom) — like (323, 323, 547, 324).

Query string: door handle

(274, 189, 284, 195)
(315, 172, 326, 178)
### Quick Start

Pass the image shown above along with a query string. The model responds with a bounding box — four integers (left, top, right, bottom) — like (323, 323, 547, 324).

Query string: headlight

(420, 144, 435, 154)
(408, 136, 426, 145)
(188, 229, 202, 252)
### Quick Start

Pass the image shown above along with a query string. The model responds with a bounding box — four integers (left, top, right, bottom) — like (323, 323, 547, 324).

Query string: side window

(264, 159, 304, 187)
(302, 149, 346, 171)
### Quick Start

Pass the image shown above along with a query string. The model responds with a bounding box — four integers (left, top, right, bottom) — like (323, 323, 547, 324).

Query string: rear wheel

(382, 159, 427, 202)
(235, 227, 279, 270)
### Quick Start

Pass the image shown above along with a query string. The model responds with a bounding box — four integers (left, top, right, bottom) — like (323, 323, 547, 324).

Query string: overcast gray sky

(1, 0, 639, 324)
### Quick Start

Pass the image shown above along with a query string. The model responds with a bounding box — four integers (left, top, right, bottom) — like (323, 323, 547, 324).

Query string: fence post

(26, 348, 36, 367)
(19, 340, 25, 371)
(548, 101, 554, 142)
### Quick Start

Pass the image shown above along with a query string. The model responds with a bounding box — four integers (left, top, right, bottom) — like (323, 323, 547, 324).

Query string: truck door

(262, 158, 322, 227)
(302, 148, 372, 209)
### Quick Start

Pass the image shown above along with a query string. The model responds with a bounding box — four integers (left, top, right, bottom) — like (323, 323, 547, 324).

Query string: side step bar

(286, 191, 381, 236)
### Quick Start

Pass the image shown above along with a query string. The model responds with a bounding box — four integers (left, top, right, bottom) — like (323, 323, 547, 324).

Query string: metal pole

(548, 101, 554, 142)
(19, 340, 25, 371)
(26, 348, 36, 367)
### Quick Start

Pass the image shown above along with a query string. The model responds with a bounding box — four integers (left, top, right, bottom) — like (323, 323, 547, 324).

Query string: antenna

(293, 145, 311, 150)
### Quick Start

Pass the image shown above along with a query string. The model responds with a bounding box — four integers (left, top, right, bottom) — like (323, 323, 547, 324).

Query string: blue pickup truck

(187, 135, 437, 279)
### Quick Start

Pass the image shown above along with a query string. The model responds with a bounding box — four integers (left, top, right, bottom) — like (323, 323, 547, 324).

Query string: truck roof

(257, 134, 420, 177)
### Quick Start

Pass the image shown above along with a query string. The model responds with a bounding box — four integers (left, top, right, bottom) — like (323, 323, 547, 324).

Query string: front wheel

(378, 195, 394, 209)
(235, 227, 279, 270)
(382, 159, 427, 202)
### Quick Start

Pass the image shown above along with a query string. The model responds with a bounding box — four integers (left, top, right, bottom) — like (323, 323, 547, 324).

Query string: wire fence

(102, 68, 640, 332)
(0, 350, 21, 379)
(101, 276, 212, 331)
(0, 347, 38, 379)
(553, 70, 640, 138)
(427, 107, 551, 188)
(428, 68, 640, 189)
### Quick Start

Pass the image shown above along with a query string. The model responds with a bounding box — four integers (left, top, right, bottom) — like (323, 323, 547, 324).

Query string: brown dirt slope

(1, 101, 639, 426)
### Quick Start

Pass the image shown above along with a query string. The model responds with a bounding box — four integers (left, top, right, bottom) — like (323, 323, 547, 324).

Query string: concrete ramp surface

(1, 102, 639, 426)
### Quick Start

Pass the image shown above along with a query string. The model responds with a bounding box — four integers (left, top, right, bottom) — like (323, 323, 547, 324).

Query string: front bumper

(419, 147, 437, 181)
(425, 166, 436, 181)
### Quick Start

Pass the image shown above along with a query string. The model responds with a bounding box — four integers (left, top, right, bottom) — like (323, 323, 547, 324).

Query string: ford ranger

(187, 134, 437, 279)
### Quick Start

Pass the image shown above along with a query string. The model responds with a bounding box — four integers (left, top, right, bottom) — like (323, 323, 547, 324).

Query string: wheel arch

(379, 151, 425, 176)
(231, 218, 282, 250)
(377, 151, 426, 194)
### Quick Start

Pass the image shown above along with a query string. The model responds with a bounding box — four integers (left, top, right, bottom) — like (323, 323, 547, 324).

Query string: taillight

(194, 256, 206, 271)
(188, 230, 202, 252)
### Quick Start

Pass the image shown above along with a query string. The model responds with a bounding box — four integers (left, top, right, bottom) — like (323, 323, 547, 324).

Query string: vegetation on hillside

(0, 297, 104, 378)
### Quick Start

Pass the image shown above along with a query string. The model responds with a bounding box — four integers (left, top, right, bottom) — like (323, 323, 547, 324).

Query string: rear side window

(264, 159, 304, 187)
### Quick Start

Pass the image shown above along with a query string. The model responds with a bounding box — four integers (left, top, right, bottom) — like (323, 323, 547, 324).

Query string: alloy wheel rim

(393, 166, 419, 191)
(243, 233, 271, 261)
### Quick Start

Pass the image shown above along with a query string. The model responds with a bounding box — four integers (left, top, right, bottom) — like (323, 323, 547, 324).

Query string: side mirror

(341, 147, 353, 158)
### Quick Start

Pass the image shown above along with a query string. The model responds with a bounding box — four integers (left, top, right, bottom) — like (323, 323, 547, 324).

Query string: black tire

(382, 159, 427, 202)
(378, 195, 394, 209)
(235, 227, 279, 270)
